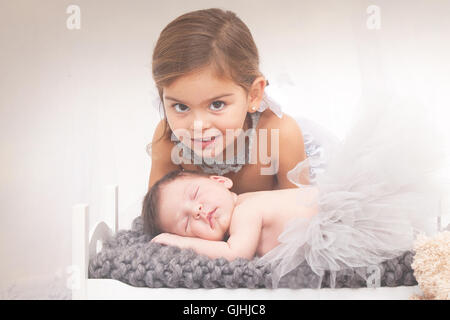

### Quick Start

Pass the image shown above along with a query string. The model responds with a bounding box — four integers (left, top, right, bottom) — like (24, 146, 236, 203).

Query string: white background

(1, 0, 449, 298)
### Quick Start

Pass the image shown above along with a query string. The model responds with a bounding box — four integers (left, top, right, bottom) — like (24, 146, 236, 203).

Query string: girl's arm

(148, 120, 181, 190)
(274, 115, 309, 189)
(152, 208, 262, 260)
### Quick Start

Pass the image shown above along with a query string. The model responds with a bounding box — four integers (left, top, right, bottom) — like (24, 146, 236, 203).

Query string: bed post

(105, 185, 119, 233)
(71, 204, 89, 300)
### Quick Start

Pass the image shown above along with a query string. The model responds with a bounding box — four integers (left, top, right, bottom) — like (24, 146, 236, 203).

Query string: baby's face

(158, 175, 238, 241)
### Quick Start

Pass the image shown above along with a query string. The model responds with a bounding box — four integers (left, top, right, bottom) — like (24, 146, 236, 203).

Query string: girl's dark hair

(151, 8, 265, 144)
(141, 169, 211, 235)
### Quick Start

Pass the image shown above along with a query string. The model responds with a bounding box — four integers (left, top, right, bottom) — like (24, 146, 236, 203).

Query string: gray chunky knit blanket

(89, 216, 417, 289)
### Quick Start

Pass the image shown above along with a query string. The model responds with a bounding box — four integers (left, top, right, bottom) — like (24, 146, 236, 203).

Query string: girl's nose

(190, 117, 212, 132)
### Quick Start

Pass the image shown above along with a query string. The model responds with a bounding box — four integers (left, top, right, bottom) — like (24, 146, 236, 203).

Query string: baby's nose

(193, 204, 206, 219)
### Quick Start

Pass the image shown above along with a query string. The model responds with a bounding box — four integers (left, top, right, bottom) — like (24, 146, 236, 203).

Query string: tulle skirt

(258, 93, 447, 288)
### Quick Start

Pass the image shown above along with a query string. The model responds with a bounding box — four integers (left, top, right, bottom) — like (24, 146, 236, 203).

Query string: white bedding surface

(86, 279, 422, 300)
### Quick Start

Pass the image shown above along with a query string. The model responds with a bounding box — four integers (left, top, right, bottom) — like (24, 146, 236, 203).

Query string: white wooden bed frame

(72, 185, 450, 300)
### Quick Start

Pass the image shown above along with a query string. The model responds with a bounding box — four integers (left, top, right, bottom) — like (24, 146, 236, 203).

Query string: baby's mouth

(207, 208, 217, 229)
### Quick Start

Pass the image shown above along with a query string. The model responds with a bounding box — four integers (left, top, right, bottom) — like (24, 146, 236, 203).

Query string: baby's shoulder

(231, 192, 270, 222)
(232, 198, 262, 220)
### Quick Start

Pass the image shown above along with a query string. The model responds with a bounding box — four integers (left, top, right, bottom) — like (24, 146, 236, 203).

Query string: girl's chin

(192, 145, 226, 161)
(192, 139, 239, 162)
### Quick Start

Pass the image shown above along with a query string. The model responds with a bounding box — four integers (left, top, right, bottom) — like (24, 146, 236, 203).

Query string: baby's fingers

(151, 233, 170, 244)
(151, 236, 162, 243)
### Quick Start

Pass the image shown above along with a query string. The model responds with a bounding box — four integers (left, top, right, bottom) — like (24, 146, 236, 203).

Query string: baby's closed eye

(184, 216, 189, 232)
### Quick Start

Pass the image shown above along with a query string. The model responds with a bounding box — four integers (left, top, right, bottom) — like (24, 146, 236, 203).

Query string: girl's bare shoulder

(257, 110, 302, 136)
(255, 110, 304, 155)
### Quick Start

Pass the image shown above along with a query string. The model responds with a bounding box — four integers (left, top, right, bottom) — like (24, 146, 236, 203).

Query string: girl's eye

(173, 103, 190, 113)
(209, 101, 226, 111)
(172, 101, 225, 113)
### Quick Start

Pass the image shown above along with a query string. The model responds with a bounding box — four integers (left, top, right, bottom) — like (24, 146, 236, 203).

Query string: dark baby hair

(141, 169, 211, 236)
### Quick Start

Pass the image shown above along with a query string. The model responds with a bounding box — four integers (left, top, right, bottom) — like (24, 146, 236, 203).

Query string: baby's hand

(151, 233, 182, 247)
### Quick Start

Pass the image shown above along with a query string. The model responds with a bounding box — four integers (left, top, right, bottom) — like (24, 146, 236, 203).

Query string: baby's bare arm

(151, 206, 262, 260)
(151, 233, 238, 260)
(226, 205, 262, 259)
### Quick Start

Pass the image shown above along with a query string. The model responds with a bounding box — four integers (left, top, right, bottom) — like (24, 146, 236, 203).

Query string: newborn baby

(142, 169, 318, 260)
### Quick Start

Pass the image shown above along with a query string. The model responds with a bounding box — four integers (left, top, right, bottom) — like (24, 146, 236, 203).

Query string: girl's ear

(209, 175, 233, 189)
(247, 76, 267, 113)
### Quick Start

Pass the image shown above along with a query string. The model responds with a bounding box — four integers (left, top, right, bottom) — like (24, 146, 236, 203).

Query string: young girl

(146, 8, 339, 195)
(143, 93, 446, 288)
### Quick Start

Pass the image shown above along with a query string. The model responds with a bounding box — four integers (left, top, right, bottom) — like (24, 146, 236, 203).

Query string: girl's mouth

(192, 136, 217, 150)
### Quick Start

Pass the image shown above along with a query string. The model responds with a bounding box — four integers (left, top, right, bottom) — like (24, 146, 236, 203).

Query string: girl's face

(162, 66, 254, 159)
(157, 175, 238, 241)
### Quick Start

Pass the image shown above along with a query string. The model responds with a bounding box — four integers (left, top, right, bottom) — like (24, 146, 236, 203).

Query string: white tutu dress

(258, 93, 447, 288)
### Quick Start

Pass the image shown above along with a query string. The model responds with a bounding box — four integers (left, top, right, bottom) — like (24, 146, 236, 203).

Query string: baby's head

(142, 170, 238, 241)
(151, 8, 268, 156)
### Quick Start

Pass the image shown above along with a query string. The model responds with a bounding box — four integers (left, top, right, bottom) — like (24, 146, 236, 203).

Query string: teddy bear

(410, 230, 450, 300)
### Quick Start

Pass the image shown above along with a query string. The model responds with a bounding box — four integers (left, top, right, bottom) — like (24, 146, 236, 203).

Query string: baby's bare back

(235, 187, 319, 256)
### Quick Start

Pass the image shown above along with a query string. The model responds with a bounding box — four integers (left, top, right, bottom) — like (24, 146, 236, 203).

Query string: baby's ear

(209, 175, 233, 189)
